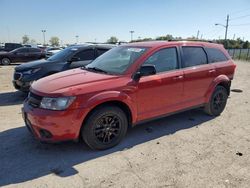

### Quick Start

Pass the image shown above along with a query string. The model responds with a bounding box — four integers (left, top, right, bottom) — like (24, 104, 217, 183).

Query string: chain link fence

(227, 49, 250, 61)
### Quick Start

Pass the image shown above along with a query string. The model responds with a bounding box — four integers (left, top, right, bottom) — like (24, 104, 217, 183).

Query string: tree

(156, 34, 174, 41)
(107, 36, 118, 44)
(30, 39, 36, 44)
(49, 36, 60, 46)
(243, 41, 249, 49)
(22, 35, 29, 44)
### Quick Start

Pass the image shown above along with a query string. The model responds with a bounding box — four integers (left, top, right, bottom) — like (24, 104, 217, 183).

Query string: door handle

(208, 69, 216, 73)
(173, 75, 183, 80)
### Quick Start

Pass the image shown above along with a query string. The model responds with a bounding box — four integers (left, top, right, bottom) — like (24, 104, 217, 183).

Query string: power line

(230, 23, 250, 26)
(230, 14, 250, 21)
(229, 7, 250, 16)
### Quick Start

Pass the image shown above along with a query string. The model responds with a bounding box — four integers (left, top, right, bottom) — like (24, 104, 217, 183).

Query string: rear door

(69, 49, 95, 68)
(181, 46, 216, 105)
(28, 48, 42, 61)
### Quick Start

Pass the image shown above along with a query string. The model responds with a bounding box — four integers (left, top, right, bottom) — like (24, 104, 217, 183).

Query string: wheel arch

(79, 91, 137, 133)
(205, 75, 231, 103)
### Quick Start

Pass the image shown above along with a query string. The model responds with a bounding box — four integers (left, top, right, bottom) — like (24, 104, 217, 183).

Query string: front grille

(27, 92, 43, 108)
(14, 72, 22, 80)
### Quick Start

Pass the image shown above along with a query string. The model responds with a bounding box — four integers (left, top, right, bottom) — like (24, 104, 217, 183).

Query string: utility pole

(233, 34, 236, 40)
(225, 14, 229, 41)
(41, 30, 46, 46)
(129, 31, 134, 42)
(196, 30, 200, 39)
(215, 14, 229, 47)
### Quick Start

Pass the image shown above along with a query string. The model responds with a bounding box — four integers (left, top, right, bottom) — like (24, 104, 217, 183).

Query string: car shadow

(0, 63, 20, 67)
(0, 108, 214, 186)
(0, 91, 27, 106)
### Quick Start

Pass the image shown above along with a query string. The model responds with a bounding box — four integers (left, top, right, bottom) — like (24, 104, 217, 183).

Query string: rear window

(206, 48, 228, 63)
(182, 47, 207, 68)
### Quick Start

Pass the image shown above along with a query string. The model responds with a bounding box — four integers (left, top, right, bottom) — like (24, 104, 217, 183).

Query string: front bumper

(22, 101, 87, 142)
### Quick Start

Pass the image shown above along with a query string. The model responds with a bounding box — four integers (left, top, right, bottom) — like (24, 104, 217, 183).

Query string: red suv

(22, 41, 236, 150)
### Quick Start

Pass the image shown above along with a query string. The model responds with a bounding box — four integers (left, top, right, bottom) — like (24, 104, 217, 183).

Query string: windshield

(47, 47, 78, 61)
(86, 46, 147, 74)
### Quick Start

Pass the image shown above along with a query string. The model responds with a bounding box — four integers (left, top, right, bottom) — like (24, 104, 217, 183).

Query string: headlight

(23, 68, 41, 75)
(40, 96, 75, 110)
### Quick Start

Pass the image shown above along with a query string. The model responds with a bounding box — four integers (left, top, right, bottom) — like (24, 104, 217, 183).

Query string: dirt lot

(0, 61, 250, 188)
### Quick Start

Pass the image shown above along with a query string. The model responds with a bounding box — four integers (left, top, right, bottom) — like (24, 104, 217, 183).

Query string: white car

(45, 47, 63, 58)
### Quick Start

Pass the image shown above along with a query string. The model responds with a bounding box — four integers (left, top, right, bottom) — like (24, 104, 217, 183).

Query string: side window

(182, 47, 207, 67)
(97, 48, 109, 56)
(74, 49, 95, 61)
(29, 48, 41, 53)
(206, 48, 228, 63)
(16, 48, 28, 53)
(143, 48, 178, 73)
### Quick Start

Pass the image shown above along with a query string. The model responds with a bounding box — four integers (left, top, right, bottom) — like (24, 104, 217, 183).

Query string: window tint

(206, 48, 228, 63)
(29, 48, 41, 52)
(144, 48, 178, 73)
(97, 48, 109, 56)
(15, 48, 28, 53)
(74, 49, 95, 61)
(182, 47, 207, 67)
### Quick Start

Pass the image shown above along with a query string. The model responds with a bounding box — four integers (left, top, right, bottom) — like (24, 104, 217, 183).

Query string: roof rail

(167, 39, 216, 43)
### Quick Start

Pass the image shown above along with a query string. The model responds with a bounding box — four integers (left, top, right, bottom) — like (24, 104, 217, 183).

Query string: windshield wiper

(83, 66, 108, 74)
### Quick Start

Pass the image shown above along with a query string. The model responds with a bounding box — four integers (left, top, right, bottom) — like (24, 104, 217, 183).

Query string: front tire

(1, 57, 11, 65)
(82, 106, 128, 150)
(204, 86, 228, 116)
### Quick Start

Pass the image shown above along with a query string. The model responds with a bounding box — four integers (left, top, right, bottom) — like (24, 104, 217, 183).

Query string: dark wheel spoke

(93, 113, 122, 144)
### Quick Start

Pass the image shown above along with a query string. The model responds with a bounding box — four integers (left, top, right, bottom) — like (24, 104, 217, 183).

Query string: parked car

(0, 43, 23, 52)
(22, 41, 236, 150)
(13, 44, 113, 92)
(45, 47, 63, 58)
(0, 47, 45, 65)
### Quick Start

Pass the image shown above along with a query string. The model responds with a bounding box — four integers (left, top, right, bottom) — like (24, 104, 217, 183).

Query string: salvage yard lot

(0, 61, 250, 188)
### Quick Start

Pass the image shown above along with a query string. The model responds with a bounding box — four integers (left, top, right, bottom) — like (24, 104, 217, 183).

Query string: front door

(136, 47, 184, 121)
(69, 49, 95, 69)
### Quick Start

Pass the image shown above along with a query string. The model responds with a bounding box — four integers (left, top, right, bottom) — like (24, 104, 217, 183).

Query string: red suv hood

(31, 68, 120, 96)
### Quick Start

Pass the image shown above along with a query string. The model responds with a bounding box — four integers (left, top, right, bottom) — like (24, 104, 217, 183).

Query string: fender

(204, 75, 230, 103)
(80, 90, 137, 124)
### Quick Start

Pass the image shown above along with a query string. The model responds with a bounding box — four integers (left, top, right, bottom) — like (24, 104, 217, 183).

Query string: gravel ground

(0, 61, 249, 188)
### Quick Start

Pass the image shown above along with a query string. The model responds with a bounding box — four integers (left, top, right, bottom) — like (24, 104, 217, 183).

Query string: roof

(124, 41, 224, 49)
(68, 43, 115, 49)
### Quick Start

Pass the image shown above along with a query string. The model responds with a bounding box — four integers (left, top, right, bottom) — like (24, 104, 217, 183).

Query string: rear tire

(1, 57, 11, 65)
(81, 106, 128, 150)
(204, 86, 228, 116)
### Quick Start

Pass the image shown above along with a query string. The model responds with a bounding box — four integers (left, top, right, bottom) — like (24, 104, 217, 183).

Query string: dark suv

(13, 44, 113, 92)
(1, 43, 23, 52)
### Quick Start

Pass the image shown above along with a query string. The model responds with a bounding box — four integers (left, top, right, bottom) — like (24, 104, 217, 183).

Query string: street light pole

(129, 31, 134, 42)
(75, 35, 79, 44)
(41, 30, 46, 46)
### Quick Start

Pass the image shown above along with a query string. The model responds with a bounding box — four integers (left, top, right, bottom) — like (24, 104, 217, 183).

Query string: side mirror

(133, 64, 156, 80)
(68, 57, 80, 63)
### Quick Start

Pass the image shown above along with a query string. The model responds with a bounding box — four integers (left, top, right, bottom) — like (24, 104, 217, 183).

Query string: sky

(0, 0, 250, 44)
